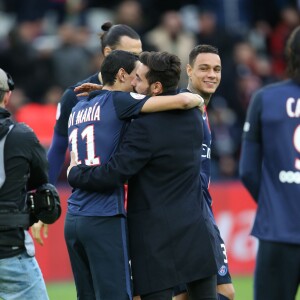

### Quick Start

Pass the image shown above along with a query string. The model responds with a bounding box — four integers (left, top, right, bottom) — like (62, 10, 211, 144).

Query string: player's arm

(73, 84, 204, 111)
(76, 84, 204, 117)
(141, 92, 204, 112)
(47, 88, 77, 184)
(239, 90, 263, 202)
(114, 91, 204, 121)
(47, 131, 69, 184)
(68, 117, 152, 191)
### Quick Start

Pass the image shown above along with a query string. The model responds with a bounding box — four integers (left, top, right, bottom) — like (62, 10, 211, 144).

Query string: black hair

(189, 44, 219, 66)
(139, 51, 181, 92)
(286, 26, 300, 83)
(101, 50, 139, 85)
(99, 21, 140, 54)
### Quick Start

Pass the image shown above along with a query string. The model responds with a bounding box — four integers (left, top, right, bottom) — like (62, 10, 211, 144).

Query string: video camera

(27, 183, 61, 225)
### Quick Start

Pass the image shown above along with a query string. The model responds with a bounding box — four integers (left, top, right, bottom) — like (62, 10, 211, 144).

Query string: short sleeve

(113, 92, 150, 120)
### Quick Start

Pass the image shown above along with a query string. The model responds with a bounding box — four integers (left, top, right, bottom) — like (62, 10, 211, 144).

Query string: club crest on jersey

(218, 265, 228, 276)
(130, 92, 146, 100)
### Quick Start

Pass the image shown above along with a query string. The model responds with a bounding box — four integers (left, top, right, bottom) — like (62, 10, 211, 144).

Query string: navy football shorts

(173, 205, 232, 296)
(211, 222, 232, 285)
(204, 201, 232, 285)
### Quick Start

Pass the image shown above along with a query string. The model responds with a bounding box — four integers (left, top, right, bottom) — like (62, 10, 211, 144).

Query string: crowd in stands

(0, 0, 299, 181)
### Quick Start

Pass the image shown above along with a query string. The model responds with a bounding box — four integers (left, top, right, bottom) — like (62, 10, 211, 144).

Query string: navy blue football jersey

(200, 107, 213, 207)
(242, 79, 300, 243)
(67, 90, 148, 217)
(181, 88, 213, 206)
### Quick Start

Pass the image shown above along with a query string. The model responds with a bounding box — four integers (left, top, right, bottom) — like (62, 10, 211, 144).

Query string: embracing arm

(75, 84, 204, 114)
(68, 117, 152, 192)
(141, 92, 204, 112)
(67, 159, 127, 191)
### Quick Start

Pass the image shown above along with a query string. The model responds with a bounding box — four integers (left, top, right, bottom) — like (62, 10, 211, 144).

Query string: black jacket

(0, 107, 48, 258)
(69, 107, 217, 295)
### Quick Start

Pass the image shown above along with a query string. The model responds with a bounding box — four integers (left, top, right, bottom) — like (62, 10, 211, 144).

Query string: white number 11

(69, 125, 100, 166)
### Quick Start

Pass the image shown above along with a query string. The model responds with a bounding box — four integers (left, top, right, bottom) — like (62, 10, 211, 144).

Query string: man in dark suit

(67, 51, 217, 300)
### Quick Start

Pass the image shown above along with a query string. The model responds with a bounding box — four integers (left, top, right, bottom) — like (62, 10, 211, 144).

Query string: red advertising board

(34, 181, 258, 281)
(210, 181, 258, 275)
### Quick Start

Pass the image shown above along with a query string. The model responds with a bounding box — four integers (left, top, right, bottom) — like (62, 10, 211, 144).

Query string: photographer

(0, 68, 61, 300)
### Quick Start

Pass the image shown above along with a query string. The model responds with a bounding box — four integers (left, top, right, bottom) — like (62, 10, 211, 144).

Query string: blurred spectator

(197, 0, 253, 35)
(65, 0, 88, 26)
(114, 0, 146, 34)
(138, 0, 198, 30)
(0, 25, 53, 102)
(114, 0, 157, 51)
(144, 10, 196, 87)
(196, 9, 241, 59)
(247, 20, 272, 58)
(269, 5, 300, 78)
(236, 68, 262, 117)
(252, 0, 297, 27)
(208, 96, 242, 180)
(51, 23, 93, 88)
(179, 4, 201, 33)
(222, 41, 263, 120)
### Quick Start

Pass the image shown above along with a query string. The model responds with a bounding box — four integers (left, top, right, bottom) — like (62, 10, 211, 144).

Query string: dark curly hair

(139, 51, 181, 92)
(101, 50, 139, 85)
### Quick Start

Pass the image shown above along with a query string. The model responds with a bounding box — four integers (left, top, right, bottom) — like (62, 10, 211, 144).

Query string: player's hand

(181, 92, 205, 112)
(194, 94, 205, 113)
(74, 83, 103, 97)
(67, 151, 78, 177)
(31, 221, 48, 246)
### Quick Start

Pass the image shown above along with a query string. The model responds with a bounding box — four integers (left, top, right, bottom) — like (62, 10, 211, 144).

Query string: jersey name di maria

(55, 73, 101, 137)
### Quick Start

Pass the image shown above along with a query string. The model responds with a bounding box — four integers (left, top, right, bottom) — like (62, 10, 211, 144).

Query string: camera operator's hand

(31, 221, 48, 246)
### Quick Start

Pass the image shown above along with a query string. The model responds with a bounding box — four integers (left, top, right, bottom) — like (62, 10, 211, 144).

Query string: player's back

(252, 79, 300, 243)
(67, 90, 127, 217)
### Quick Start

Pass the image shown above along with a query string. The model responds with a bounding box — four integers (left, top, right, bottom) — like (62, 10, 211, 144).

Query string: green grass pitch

(46, 276, 300, 300)
(46, 276, 254, 300)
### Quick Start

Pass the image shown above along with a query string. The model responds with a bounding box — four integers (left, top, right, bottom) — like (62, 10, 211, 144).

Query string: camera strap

(0, 212, 30, 230)
(0, 123, 14, 189)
